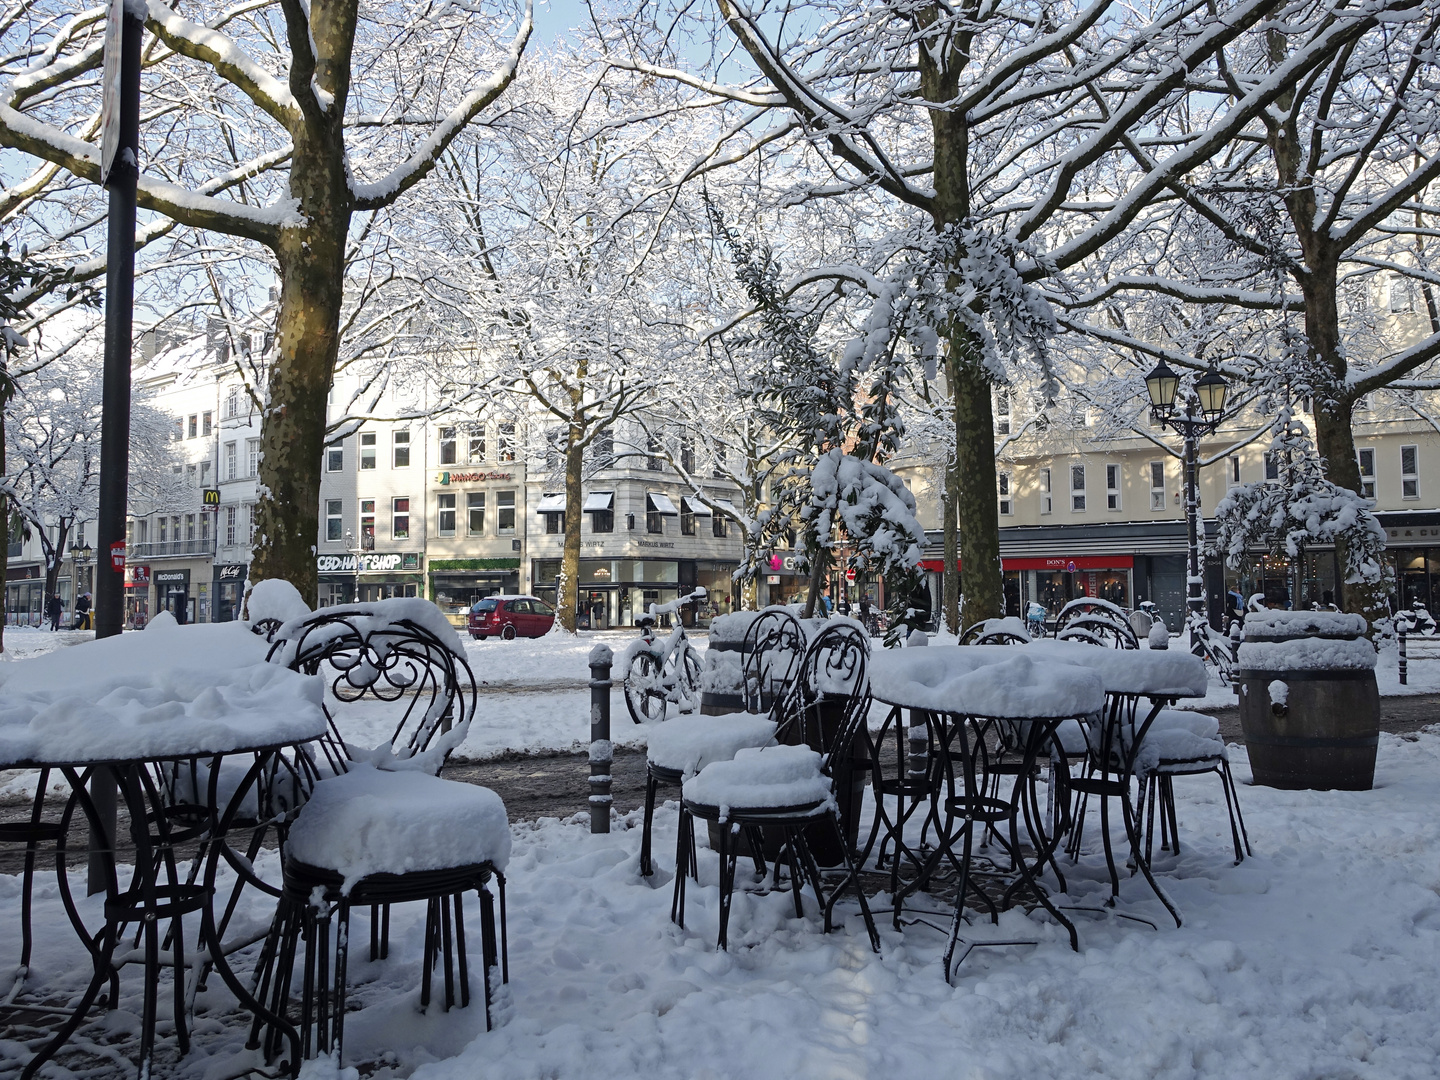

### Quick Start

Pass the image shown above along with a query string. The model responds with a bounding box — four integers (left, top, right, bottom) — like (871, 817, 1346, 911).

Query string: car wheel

(501, 624, 517, 641)
(471, 632, 485, 640)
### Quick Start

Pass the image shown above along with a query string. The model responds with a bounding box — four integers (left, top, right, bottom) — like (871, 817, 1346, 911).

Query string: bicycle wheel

(674, 644, 703, 714)
(624, 650, 667, 724)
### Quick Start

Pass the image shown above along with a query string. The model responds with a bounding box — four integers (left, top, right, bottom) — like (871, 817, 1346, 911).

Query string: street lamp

(70, 541, 94, 597)
(1143, 361, 1231, 653)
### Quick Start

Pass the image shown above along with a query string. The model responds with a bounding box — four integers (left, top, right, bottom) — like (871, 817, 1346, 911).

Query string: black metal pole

(89, 7, 142, 894)
(1182, 411, 1205, 657)
(588, 644, 612, 834)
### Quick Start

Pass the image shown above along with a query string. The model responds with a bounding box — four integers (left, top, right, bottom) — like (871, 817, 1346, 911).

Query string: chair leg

(453, 892, 470, 1009)
(717, 822, 738, 951)
(1163, 776, 1180, 856)
(1221, 761, 1252, 862)
(640, 772, 659, 877)
(497, 872, 509, 985)
(670, 811, 691, 928)
(942, 823, 976, 985)
(332, 900, 351, 1060)
(420, 898, 437, 1012)
(821, 814, 881, 953)
(441, 891, 457, 1010)
(478, 885, 496, 1031)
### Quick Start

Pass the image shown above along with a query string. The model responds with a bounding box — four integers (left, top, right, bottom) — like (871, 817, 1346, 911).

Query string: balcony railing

(129, 538, 217, 559)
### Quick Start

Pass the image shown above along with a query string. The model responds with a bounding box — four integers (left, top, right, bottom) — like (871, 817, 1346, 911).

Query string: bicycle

(622, 588, 708, 723)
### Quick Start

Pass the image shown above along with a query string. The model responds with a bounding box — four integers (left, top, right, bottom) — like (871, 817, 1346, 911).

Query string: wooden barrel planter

(1236, 610, 1379, 791)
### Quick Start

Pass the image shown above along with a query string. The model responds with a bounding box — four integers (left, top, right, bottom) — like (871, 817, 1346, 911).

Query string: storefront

(4, 564, 42, 626)
(919, 555, 1136, 619)
(760, 554, 809, 609)
(532, 557, 737, 628)
(316, 552, 423, 607)
(125, 564, 151, 628)
(154, 568, 194, 624)
(429, 559, 521, 626)
(213, 563, 248, 622)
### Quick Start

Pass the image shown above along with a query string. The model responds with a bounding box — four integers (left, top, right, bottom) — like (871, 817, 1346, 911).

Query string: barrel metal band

(1244, 734, 1379, 749)
(1237, 669, 1377, 683)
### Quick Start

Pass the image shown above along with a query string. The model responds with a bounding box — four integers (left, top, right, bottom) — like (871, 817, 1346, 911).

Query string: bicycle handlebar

(646, 587, 708, 620)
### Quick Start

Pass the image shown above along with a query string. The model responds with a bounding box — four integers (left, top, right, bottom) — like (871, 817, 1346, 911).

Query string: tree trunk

(949, 348, 1003, 627)
(559, 427, 583, 633)
(0, 425, 7, 652)
(42, 517, 69, 612)
(942, 377, 960, 634)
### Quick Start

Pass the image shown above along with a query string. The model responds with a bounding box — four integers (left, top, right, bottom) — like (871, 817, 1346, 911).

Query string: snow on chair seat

(682, 745, 835, 820)
(646, 715, 779, 778)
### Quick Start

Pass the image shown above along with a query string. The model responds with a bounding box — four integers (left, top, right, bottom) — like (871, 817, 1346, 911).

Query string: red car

(468, 595, 556, 640)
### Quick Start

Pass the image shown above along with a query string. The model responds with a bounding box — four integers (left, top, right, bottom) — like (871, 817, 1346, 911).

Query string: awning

(682, 496, 712, 516)
(582, 491, 614, 513)
(647, 492, 679, 516)
(535, 493, 565, 515)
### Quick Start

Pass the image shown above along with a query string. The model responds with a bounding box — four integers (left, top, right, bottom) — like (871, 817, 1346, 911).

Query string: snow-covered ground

(4, 731, 1440, 1078)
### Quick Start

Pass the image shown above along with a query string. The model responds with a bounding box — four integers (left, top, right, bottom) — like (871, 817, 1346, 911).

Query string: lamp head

(1194, 366, 1229, 425)
(1144, 360, 1180, 418)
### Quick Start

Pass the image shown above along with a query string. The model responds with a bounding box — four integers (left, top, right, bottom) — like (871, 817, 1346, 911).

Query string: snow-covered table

(0, 620, 327, 1080)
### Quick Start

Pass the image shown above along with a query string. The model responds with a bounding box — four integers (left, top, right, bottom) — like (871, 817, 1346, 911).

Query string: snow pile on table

(0, 620, 326, 764)
(1026, 639, 1209, 697)
(683, 745, 834, 820)
(286, 763, 510, 887)
(646, 715, 778, 776)
(870, 648, 1105, 717)
(1238, 610, 1376, 672)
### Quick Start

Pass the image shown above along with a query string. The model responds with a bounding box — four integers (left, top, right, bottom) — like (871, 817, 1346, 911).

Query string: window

(1106, 463, 1121, 511)
(360, 432, 376, 470)
(201, 411, 212, 437)
(1228, 456, 1240, 488)
(439, 427, 457, 466)
(1040, 467, 1052, 515)
(1151, 461, 1167, 510)
(497, 491, 516, 534)
(188, 414, 198, 439)
(360, 500, 375, 546)
(998, 474, 1013, 516)
(995, 391, 1010, 435)
(681, 504, 696, 534)
(225, 388, 240, 418)
(1265, 453, 1281, 481)
(1357, 448, 1376, 499)
(680, 437, 695, 474)
(712, 445, 726, 480)
(647, 497, 664, 534)
(438, 493, 456, 536)
(173, 418, 184, 442)
(326, 443, 343, 472)
(326, 499, 343, 541)
(498, 424, 515, 463)
(712, 511, 727, 538)
(185, 514, 196, 541)
(392, 497, 410, 539)
(393, 430, 410, 468)
(592, 508, 614, 533)
(200, 512, 211, 541)
(647, 434, 663, 471)
(1402, 445, 1419, 499)
(593, 431, 614, 469)
(137, 518, 148, 544)
(186, 463, 197, 484)
(225, 506, 237, 546)
(544, 426, 565, 471)
(246, 438, 261, 478)
(1070, 465, 1086, 511)
(1390, 276, 1415, 314)
(545, 511, 564, 534)
(468, 431, 485, 463)
(245, 504, 256, 544)
(467, 492, 485, 535)
(200, 461, 210, 486)
(158, 516, 169, 543)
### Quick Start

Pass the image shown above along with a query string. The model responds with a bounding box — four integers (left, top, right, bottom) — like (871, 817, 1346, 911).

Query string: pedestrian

(47, 593, 63, 631)
(907, 582, 933, 630)
(74, 591, 92, 630)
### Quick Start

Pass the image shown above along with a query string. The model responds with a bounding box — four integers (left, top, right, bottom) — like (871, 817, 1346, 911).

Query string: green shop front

(428, 558, 521, 627)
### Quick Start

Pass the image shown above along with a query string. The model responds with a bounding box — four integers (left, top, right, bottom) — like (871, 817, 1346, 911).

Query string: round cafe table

(0, 622, 328, 1080)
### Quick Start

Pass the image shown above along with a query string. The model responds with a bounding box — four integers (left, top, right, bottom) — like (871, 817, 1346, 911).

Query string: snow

(1025, 639, 1209, 697)
(1243, 609, 1368, 641)
(0, 620, 326, 766)
(682, 745, 835, 821)
(1238, 636, 1377, 672)
(244, 577, 311, 626)
(285, 763, 510, 889)
(1118, 709, 1227, 777)
(870, 648, 1105, 717)
(272, 597, 466, 664)
(645, 715, 778, 776)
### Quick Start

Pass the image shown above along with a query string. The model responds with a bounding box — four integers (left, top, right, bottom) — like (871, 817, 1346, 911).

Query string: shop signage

(434, 470, 514, 485)
(919, 555, 1135, 573)
(154, 569, 191, 586)
(202, 487, 221, 509)
(767, 574, 780, 585)
(636, 540, 676, 550)
(316, 553, 419, 574)
(110, 540, 126, 571)
(215, 564, 247, 581)
(125, 564, 150, 586)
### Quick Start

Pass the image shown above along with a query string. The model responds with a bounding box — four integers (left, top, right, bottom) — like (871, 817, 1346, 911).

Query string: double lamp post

(1143, 359, 1231, 654)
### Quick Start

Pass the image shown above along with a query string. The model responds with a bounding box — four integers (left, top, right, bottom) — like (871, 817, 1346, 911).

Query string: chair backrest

(266, 604, 477, 775)
(778, 622, 872, 774)
(741, 607, 807, 720)
(1055, 613, 1139, 649)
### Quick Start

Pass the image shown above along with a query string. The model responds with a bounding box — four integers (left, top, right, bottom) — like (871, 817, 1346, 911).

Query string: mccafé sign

(434, 470, 514, 485)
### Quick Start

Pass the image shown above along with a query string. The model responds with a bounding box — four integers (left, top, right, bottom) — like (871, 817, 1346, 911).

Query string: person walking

(73, 591, 92, 630)
(47, 593, 63, 631)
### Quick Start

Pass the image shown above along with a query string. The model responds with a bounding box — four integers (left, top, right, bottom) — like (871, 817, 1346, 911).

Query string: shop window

(469, 432, 486, 463)
(1040, 467, 1052, 515)
(998, 474, 1012, 516)
(246, 438, 261, 477)
(360, 500, 375, 546)
(995, 391, 1010, 435)
(497, 490, 516, 534)
(326, 443, 343, 472)
(225, 441, 237, 481)
(712, 512, 727, 538)
(392, 497, 410, 539)
(438, 493, 456, 537)
(440, 427, 457, 466)
(1357, 447, 1376, 499)
(393, 429, 410, 468)
(1070, 464, 1086, 512)
(498, 423, 516, 463)
(1402, 445, 1420, 499)
(1151, 461, 1166, 509)
(201, 411, 212, 437)
(360, 432, 376, 470)
(1106, 463, 1121, 511)
(326, 499, 343, 541)
(467, 492, 485, 535)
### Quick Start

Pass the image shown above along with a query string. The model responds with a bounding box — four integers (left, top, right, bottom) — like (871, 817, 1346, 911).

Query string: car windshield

(472, 598, 499, 613)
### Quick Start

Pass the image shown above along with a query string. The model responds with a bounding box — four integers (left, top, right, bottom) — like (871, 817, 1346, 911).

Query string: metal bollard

(1398, 625, 1408, 686)
(588, 644, 613, 833)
